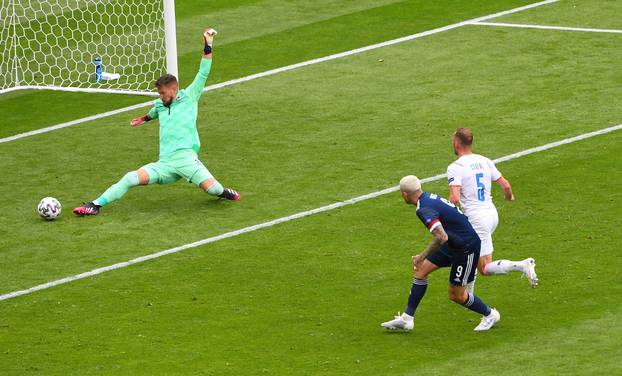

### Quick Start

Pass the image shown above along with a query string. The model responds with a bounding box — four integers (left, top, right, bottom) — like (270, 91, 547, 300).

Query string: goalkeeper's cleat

(73, 202, 101, 216)
(381, 312, 414, 331)
(218, 188, 241, 201)
(522, 258, 539, 288)
(474, 308, 500, 332)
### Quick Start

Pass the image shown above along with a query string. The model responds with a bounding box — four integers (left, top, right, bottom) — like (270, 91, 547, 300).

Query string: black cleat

(218, 188, 241, 201)
(73, 202, 101, 216)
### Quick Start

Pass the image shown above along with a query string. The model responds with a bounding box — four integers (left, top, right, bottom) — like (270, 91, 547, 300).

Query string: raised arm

(495, 176, 515, 201)
(186, 28, 217, 102)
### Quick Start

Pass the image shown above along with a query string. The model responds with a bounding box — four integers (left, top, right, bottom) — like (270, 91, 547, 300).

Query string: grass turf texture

(1, 127, 621, 375)
(1, 0, 621, 292)
(0, 0, 537, 138)
(496, 0, 622, 29)
(1, 0, 622, 374)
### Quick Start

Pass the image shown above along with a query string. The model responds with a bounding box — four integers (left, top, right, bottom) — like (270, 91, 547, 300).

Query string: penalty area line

(0, 0, 559, 145)
(471, 21, 622, 34)
(1, 122, 620, 302)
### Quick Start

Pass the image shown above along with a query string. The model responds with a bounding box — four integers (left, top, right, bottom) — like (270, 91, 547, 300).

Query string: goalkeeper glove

(203, 28, 217, 54)
(130, 115, 151, 127)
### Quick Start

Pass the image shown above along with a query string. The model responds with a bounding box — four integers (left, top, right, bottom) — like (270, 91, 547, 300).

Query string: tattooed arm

(413, 225, 448, 268)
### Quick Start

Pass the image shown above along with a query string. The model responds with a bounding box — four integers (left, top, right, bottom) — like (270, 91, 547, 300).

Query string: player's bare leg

(413, 256, 438, 280)
(199, 178, 240, 201)
(477, 254, 492, 275)
(137, 168, 150, 185)
(448, 284, 469, 304)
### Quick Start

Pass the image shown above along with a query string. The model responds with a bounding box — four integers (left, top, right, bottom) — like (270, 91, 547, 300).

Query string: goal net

(0, 0, 177, 96)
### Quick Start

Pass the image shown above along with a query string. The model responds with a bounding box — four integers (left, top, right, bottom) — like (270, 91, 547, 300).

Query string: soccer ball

(37, 197, 61, 220)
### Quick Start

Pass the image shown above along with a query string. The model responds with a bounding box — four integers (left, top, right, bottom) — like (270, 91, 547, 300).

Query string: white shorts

(466, 209, 499, 257)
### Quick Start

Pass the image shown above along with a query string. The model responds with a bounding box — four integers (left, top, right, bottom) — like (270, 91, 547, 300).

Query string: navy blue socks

(405, 278, 428, 316)
(462, 293, 492, 316)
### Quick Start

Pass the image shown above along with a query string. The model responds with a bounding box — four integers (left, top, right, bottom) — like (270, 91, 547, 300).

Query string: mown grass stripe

(1, 121, 619, 302)
(0, 0, 558, 144)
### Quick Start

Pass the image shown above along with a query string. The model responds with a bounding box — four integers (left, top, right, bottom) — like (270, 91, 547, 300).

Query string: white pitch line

(0, 84, 160, 97)
(472, 21, 622, 34)
(1, 122, 620, 302)
(0, 0, 559, 145)
(0, 102, 153, 144)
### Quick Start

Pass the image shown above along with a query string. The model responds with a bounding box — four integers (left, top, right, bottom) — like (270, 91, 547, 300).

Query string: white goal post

(0, 0, 178, 96)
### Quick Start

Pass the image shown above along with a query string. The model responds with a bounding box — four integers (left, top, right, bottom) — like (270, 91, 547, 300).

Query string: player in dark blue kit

(381, 175, 501, 332)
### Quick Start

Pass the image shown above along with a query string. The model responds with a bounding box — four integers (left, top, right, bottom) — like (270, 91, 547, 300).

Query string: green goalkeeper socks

(94, 171, 140, 206)
(93, 172, 224, 206)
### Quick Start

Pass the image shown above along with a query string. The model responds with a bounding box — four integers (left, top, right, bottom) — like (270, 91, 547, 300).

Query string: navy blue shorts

(426, 240, 481, 286)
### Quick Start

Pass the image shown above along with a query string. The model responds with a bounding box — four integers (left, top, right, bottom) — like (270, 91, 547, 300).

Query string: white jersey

(447, 153, 502, 216)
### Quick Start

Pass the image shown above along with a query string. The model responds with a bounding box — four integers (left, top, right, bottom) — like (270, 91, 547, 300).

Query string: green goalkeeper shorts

(141, 149, 214, 186)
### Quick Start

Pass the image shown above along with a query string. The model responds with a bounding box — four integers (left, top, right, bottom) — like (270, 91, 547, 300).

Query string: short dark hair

(454, 127, 473, 146)
(155, 74, 178, 88)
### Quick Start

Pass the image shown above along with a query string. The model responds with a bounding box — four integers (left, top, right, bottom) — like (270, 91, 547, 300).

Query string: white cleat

(474, 308, 500, 331)
(381, 312, 414, 331)
(522, 257, 539, 288)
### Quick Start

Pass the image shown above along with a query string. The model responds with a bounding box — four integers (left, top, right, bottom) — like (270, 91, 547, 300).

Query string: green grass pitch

(1, 0, 622, 374)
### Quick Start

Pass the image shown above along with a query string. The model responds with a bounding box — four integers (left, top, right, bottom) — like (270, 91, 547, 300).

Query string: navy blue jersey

(416, 192, 479, 252)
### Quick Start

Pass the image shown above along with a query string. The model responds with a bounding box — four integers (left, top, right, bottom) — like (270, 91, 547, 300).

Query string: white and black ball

(37, 197, 61, 220)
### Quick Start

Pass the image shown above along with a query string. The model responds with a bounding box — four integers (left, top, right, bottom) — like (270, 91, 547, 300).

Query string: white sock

(401, 312, 414, 321)
(466, 280, 475, 294)
(485, 260, 525, 275)
(466, 270, 477, 294)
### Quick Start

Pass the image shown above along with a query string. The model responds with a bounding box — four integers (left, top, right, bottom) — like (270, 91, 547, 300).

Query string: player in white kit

(447, 128, 538, 292)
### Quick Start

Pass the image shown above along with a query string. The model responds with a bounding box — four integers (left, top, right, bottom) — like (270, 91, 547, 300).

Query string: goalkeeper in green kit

(74, 28, 240, 216)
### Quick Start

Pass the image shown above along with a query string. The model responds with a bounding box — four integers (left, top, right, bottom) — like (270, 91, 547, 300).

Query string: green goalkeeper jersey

(148, 58, 212, 157)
